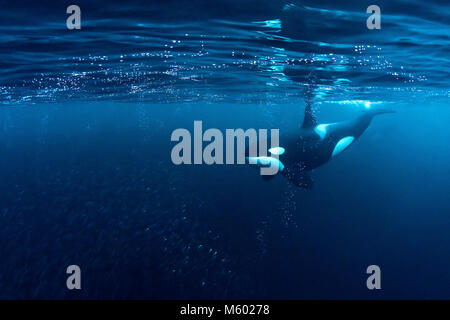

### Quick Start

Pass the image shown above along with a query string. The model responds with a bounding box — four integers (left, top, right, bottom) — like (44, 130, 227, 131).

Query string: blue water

(0, 0, 449, 299)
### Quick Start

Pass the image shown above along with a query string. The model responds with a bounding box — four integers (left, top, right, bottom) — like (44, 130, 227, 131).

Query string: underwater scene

(0, 0, 449, 299)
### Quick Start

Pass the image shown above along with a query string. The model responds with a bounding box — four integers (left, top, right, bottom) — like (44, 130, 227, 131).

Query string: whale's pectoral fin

(282, 166, 314, 189)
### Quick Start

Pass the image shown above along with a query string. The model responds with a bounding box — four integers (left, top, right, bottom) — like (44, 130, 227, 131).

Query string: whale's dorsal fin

(301, 102, 317, 128)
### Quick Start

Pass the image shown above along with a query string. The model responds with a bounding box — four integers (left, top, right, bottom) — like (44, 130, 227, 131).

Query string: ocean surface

(0, 0, 449, 299)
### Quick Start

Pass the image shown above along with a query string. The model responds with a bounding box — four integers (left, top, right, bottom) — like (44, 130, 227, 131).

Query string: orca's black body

(247, 103, 394, 189)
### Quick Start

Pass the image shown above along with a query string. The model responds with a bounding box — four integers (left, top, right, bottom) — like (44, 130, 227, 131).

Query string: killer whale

(246, 102, 395, 189)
